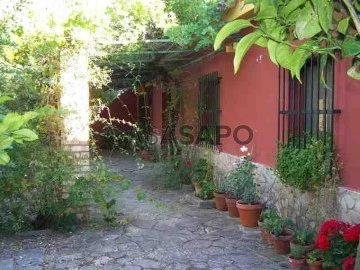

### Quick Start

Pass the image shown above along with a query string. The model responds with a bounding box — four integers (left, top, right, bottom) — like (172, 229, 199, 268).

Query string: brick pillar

(60, 50, 90, 172)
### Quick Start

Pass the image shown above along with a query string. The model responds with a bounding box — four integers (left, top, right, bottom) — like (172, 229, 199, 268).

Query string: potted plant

(307, 249, 323, 270)
(191, 158, 211, 194)
(315, 219, 359, 270)
(234, 156, 262, 227)
(269, 216, 294, 254)
(290, 228, 316, 257)
(214, 180, 228, 211)
(259, 209, 278, 244)
(224, 167, 241, 217)
(288, 244, 306, 270)
(192, 158, 215, 201)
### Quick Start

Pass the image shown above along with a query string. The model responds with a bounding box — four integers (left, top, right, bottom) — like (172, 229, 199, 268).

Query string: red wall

(180, 47, 279, 166)
(179, 48, 360, 190)
(335, 59, 360, 190)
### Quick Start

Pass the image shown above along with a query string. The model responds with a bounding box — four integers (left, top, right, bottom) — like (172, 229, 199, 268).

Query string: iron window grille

(197, 72, 221, 149)
(278, 54, 341, 151)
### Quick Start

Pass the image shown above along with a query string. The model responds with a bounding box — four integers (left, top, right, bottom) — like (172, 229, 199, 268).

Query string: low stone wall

(210, 150, 360, 227)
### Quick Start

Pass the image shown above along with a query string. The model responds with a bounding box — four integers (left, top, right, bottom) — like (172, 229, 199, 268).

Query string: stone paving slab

(0, 152, 289, 270)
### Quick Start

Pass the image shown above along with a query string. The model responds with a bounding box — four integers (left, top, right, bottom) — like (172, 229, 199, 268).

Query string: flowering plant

(315, 219, 359, 270)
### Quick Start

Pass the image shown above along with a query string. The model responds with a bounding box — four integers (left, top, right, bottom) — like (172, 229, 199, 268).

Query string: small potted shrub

(214, 180, 228, 211)
(224, 170, 240, 218)
(307, 249, 323, 270)
(192, 158, 212, 194)
(288, 244, 306, 270)
(290, 228, 316, 257)
(259, 209, 278, 244)
(269, 216, 294, 254)
(234, 156, 262, 227)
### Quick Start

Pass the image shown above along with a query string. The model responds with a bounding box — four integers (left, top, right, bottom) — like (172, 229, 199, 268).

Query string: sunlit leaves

(338, 17, 351, 35)
(291, 41, 315, 81)
(295, 2, 322, 39)
(280, 0, 307, 17)
(214, 20, 254, 50)
(276, 43, 293, 70)
(311, 0, 333, 33)
(234, 31, 262, 74)
(342, 36, 360, 57)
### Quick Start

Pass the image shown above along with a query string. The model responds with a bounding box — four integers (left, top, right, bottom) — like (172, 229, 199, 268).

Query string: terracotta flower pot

(236, 201, 262, 227)
(225, 196, 239, 217)
(306, 259, 323, 270)
(264, 230, 274, 245)
(214, 192, 228, 211)
(272, 229, 294, 255)
(289, 256, 306, 270)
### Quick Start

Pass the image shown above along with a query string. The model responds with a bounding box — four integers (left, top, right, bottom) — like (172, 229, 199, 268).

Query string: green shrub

(293, 228, 316, 246)
(276, 137, 332, 192)
(307, 249, 323, 264)
(263, 212, 293, 237)
(225, 156, 258, 203)
(192, 158, 214, 200)
(0, 142, 126, 233)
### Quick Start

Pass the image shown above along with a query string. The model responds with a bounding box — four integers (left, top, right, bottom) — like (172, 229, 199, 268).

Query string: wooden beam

(222, 0, 255, 22)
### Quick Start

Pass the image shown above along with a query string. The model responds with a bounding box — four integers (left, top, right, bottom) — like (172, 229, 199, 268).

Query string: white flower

(240, 145, 248, 153)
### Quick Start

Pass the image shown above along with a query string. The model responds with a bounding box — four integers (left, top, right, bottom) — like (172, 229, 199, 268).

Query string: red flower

(342, 256, 355, 270)
(316, 234, 330, 251)
(185, 161, 192, 167)
(343, 224, 360, 242)
(319, 219, 349, 236)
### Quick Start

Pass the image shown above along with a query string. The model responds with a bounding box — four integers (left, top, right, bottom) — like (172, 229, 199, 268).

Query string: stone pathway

(0, 152, 289, 270)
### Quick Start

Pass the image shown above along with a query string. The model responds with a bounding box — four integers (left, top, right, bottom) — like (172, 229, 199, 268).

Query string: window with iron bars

(197, 72, 221, 149)
(278, 54, 341, 151)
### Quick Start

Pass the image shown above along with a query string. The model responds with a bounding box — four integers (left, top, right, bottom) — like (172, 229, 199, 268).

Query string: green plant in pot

(234, 156, 262, 227)
(291, 228, 316, 257)
(259, 209, 278, 244)
(192, 158, 214, 200)
(214, 179, 228, 211)
(289, 244, 306, 270)
(307, 249, 323, 270)
(265, 215, 294, 255)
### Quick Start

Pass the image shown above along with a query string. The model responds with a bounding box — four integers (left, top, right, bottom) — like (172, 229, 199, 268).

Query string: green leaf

(214, 20, 254, 51)
(267, 40, 279, 65)
(276, 43, 293, 70)
(291, 43, 313, 81)
(311, 0, 333, 33)
(22, 111, 38, 122)
(234, 31, 262, 74)
(0, 96, 13, 104)
(319, 54, 331, 88)
(0, 152, 10, 165)
(0, 137, 14, 150)
(337, 17, 350, 35)
(355, 0, 360, 12)
(12, 129, 38, 142)
(295, 3, 322, 39)
(256, 0, 277, 19)
(255, 36, 268, 47)
(347, 64, 360, 80)
(281, 0, 307, 17)
(342, 36, 360, 57)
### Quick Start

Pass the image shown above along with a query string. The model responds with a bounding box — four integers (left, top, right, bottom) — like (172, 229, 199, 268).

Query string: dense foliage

(225, 156, 258, 203)
(215, 0, 360, 80)
(276, 137, 333, 191)
(165, 0, 225, 50)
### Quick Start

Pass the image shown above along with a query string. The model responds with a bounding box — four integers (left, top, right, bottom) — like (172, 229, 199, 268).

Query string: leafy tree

(165, 0, 225, 50)
(214, 0, 360, 80)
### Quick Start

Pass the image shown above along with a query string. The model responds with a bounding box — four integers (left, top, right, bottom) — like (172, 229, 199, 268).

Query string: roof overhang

(221, 0, 255, 21)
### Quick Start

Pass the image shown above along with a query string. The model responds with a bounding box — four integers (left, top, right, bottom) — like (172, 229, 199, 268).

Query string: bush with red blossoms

(315, 219, 359, 270)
